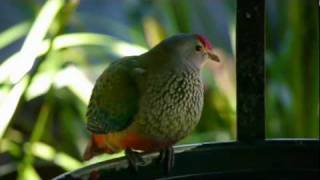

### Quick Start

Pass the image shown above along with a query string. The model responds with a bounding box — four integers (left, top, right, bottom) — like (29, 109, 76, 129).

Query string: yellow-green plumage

(85, 34, 219, 161)
(87, 57, 140, 133)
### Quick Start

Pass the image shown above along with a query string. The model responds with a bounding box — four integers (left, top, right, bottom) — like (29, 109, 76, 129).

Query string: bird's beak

(207, 49, 220, 62)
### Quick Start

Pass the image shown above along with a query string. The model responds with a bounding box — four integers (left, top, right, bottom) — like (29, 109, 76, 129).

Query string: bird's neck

(140, 50, 201, 74)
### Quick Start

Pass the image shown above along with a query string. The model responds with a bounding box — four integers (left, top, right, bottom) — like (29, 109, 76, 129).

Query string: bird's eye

(195, 45, 202, 51)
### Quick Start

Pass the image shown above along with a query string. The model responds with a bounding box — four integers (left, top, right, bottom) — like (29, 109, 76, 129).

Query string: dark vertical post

(236, 0, 265, 141)
(318, 0, 320, 139)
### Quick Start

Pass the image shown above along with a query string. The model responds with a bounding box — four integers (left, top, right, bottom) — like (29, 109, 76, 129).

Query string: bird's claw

(158, 146, 175, 174)
(125, 149, 145, 172)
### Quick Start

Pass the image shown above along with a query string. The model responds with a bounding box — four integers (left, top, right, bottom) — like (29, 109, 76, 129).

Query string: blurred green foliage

(266, 0, 319, 138)
(0, 0, 318, 179)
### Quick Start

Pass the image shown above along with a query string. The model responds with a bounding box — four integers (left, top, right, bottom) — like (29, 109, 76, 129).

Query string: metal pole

(236, 0, 266, 141)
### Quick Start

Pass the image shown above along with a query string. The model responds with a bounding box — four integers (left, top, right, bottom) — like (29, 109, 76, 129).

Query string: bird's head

(147, 34, 220, 71)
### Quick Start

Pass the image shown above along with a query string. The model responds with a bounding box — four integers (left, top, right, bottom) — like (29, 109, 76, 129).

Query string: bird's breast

(133, 70, 204, 142)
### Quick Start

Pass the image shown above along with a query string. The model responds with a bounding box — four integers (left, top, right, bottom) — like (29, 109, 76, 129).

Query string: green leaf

(0, 78, 28, 138)
(51, 33, 147, 56)
(0, 0, 64, 84)
(0, 21, 31, 50)
(0, 0, 65, 140)
(31, 142, 82, 171)
(0, 33, 147, 83)
(18, 165, 40, 180)
(54, 65, 93, 104)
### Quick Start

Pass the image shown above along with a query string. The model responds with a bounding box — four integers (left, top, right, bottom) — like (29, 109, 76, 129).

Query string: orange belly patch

(121, 132, 165, 152)
(93, 131, 171, 153)
(93, 131, 174, 154)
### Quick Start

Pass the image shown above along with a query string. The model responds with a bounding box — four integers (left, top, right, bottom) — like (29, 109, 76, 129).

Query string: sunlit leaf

(0, 53, 23, 82)
(31, 142, 82, 171)
(31, 142, 55, 161)
(25, 50, 63, 100)
(51, 33, 147, 56)
(54, 65, 93, 104)
(0, 0, 64, 141)
(143, 16, 166, 47)
(0, 77, 28, 138)
(0, 21, 31, 50)
(18, 164, 40, 180)
(25, 72, 52, 100)
(54, 153, 82, 171)
(0, 0, 64, 84)
(0, 138, 21, 157)
(0, 33, 147, 83)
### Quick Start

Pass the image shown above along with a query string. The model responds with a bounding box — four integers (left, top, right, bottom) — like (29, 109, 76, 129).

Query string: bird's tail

(83, 134, 115, 160)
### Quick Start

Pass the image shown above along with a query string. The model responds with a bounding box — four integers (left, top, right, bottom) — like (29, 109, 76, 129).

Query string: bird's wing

(86, 57, 141, 134)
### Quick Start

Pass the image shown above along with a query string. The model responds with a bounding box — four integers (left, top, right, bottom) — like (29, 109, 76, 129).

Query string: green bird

(84, 34, 220, 172)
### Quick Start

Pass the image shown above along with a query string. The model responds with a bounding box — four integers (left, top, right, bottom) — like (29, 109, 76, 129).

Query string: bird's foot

(158, 146, 174, 174)
(125, 149, 145, 172)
